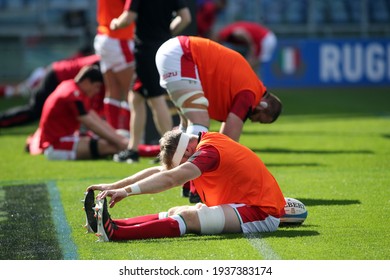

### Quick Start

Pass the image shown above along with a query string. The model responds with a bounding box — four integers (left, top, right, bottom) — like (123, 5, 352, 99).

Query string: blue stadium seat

(285, 0, 307, 24)
(369, 0, 390, 23)
(329, 0, 350, 23)
(261, 0, 284, 24)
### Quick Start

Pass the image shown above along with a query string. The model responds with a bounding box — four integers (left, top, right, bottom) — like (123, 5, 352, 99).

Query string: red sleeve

(124, 0, 132, 10)
(230, 90, 256, 121)
(188, 144, 220, 173)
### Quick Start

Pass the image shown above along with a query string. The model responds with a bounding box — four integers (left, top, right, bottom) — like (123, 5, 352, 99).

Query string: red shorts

(230, 204, 280, 233)
(43, 135, 80, 160)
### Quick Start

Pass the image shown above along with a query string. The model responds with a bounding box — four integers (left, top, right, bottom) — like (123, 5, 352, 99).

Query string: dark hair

(267, 92, 282, 123)
(75, 65, 103, 83)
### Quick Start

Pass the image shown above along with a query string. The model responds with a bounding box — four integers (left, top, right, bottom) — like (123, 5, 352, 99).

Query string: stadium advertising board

(262, 38, 390, 87)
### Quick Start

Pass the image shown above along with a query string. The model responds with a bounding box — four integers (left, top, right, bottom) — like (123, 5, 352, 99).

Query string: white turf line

(245, 233, 281, 260)
(47, 180, 78, 259)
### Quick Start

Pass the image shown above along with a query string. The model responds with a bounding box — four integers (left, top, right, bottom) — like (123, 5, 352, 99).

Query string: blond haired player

(85, 131, 286, 241)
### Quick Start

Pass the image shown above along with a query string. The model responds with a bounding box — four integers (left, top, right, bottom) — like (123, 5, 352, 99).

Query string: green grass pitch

(0, 86, 389, 260)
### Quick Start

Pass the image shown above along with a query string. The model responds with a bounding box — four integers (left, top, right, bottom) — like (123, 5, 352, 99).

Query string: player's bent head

(75, 65, 104, 84)
(250, 91, 282, 124)
(158, 130, 182, 169)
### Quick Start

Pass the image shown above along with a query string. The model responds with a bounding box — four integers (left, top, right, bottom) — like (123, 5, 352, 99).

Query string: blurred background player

(26, 65, 128, 161)
(196, 0, 226, 38)
(0, 54, 101, 128)
(0, 44, 94, 99)
(94, 0, 135, 132)
(109, 0, 192, 163)
(213, 21, 277, 77)
(0, 67, 46, 99)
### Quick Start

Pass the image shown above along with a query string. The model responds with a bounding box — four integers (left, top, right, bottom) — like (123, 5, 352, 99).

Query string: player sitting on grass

(84, 130, 286, 241)
(27, 65, 129, 160)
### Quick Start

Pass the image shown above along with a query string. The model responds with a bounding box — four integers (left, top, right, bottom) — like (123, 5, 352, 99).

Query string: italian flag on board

(279, 47, 301, 75)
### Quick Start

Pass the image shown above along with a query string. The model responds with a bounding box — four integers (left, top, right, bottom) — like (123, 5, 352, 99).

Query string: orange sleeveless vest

(192, 132, 285, 217)
(188, 36, 266, 121)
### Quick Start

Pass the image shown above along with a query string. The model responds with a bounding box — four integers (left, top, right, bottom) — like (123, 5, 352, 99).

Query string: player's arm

(220, 90, 255, 142)
(128, 162, 200, 195)
(219, 114, 244, 142)
(110, 0, 137, 30)
(96, 144, 218, 207)
(170, 7, 192, 36)
(79, 110, 127, 150)
(87, 165, 163, 192)
(99, 162, 201, 208)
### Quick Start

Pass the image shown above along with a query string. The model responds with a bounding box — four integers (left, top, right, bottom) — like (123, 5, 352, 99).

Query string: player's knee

(176, 204, 226, 235)
(178, 208, 202, 233)
(196, 205, 225, 234)
(175, 91, 209, 114)
(166, 81, 208, 113)
(167, 204, 200, 216)
(167, 206, 182, 216)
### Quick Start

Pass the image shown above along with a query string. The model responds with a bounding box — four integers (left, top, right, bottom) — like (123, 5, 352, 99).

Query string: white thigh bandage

(175, 91, 209, 114)
(197, 205, 225, 234)
(165, 80, 208, 114)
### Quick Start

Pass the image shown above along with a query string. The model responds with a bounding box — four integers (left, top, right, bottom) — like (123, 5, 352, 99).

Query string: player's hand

(86, 183, 112, 192)
(110, 18, 119, 30)
(97, 188, 128, 208)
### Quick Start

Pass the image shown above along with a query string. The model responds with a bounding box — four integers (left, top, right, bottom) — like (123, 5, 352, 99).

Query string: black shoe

(113, 149, 139, 163)
(182, 187, 190, 198)
(83, 190, 97, 233)
(181, 182, 190, 197)
(96, 198, 117, 242)
(189, 191, 202, 203)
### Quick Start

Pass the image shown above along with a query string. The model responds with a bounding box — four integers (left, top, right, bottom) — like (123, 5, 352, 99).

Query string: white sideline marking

(47, 180, 78, 259)
(245, 233, 281, 260)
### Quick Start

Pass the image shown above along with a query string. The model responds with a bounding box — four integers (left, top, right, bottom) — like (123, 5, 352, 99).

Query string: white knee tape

(197, 205, 225, 234)
(175, 91, 209, 114)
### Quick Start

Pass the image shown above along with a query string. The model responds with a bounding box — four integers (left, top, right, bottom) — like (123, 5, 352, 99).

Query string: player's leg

(0, 69, 58, 127)
(184, 204, 241, 234)
(0, 104, 35, 127)
(43, 135, 118, 160)
(95, 198, 187, 241)
(95, 34, 134, 130)
(43, 136, 78, 160)
(166, 80, 209, 135)
(76, 137, 123, 160)
(166, 203, 240, 234)
(102, 70, 126, 129)
(140, 45, 173, 138)
(147, 95, 173, 137)
(230, 204, 280, 233)
(113, 88, 146, 163)
(155, 37, 209, 135)
(112, 66, 134, 131)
